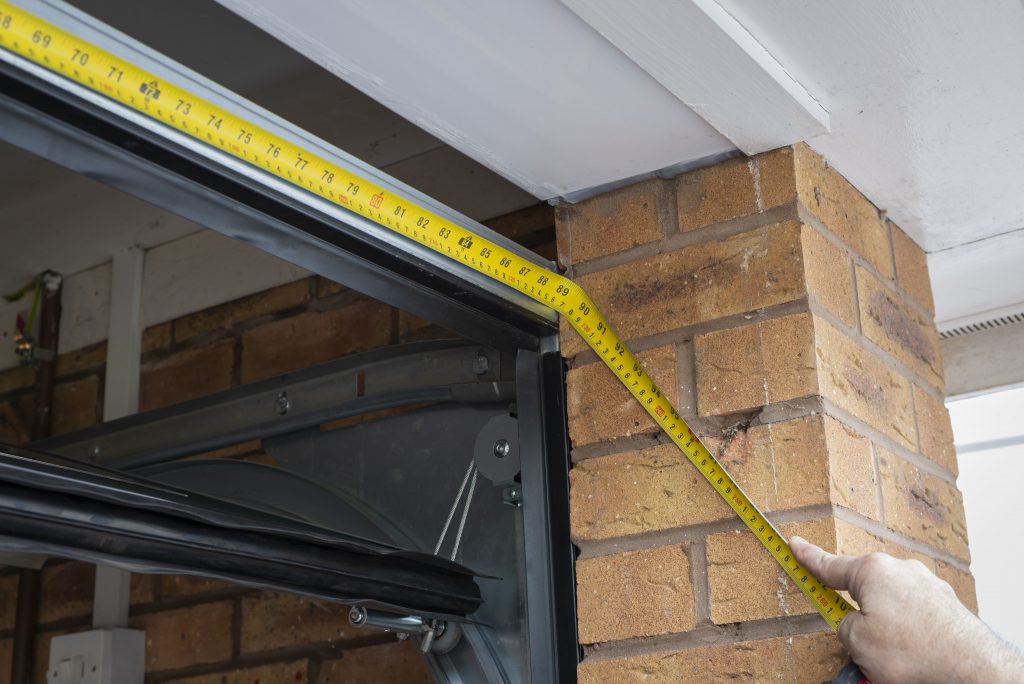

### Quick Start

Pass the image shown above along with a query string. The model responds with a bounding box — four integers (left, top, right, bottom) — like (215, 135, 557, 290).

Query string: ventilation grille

(939, 312, 1024, 339)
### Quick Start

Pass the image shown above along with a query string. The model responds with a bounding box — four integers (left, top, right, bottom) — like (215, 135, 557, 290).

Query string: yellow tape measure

(0, 1, 852, 630)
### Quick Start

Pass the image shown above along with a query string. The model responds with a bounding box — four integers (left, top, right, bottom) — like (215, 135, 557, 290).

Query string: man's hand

(790, 536, 1024, 684)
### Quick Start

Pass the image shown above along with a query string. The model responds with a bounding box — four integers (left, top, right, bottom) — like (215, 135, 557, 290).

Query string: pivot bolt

(493, 439, 510, 459)
(276, 391, 291, 415)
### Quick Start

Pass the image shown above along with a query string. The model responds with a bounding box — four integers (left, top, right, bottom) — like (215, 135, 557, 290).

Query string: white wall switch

(47, 629, 145, 684)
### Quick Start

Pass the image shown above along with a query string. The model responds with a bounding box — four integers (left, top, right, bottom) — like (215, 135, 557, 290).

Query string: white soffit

(714, 0, 1024, 255)
(928, 229, 1024, 328)
(559, 0, 829, 154)
(214, 0, 736, 199)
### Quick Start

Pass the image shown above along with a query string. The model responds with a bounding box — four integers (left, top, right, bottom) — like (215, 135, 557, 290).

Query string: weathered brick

(755, 146, 799, 210)
(695, 313, 817, 416)
(891, 223, 935, 314)
(833, 518, 936, 571)
(561, 178, 665, 263)
(39, 561, 93, 623)
(240, 592, 360, 653)
(130, 602, 234, 672)
(319, 642, 433, 683)
(579, 632, 842, 683)
(36, 628, 70, 684)
(706, 518, 835, 624)
(316, 276, 345, 299)
(161, 575, 239, 599)
(55, 342, 107, 378)
(175, 279, 312, 342)
(570, 443, 734, 540)
(802, 225, 855, 326)
(567, 346, 676, 447)
(813, 316, 917, 450)
(485, 202, 555, 245)
(240, 299, 393, 383)
(568, 221, 806, 355)
(164, 660, 308, 684)
(398, 310, 452, 343)
(142, 322, 172, 353)
(913, 385, 958, 475)
(577, 544, 694, 643)
(935, 561, 978, 613)
(0, 638, 10, 684)
(821, 417, 879, 521)
(38, 563, 156, 623)
(677, 156, 781, 232)
(0, 573, 18, 632)
(52, 375, 99, 436)
(571, 414, 876, 541)
(877, 449, 969, 559)
(793, 144, 892, 277)
(789, 631, 849, 684)
(0, 365, 35, 396)
(857, 266, 943, 390)
(0, 400, 30, 445)
(140, 339, 235, 411)
(131, 574, 157, 607)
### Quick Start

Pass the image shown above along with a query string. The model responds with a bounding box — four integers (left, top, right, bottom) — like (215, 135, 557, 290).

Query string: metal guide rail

(0, 0, 852, 630)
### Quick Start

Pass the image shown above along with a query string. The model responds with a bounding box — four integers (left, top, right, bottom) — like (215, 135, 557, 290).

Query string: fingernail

(790, 536, 807, 546)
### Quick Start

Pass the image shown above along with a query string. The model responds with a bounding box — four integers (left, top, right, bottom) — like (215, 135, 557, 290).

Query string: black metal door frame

(0, 3, 577, 679)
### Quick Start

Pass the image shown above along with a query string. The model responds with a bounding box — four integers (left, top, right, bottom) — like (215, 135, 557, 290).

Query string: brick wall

(0, 205, 555, 683)
(556, 145, 974, 682)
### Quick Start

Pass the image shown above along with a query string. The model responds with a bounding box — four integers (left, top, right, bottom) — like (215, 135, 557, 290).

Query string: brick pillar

(556, 144, 975, 682)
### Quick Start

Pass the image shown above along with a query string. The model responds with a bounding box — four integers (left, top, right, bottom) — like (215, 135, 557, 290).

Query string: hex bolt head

(349, 606, 366, 625)
(472, 354, 489, 375)
(276, 391, 291, 415)
(493, 438, 510, 459)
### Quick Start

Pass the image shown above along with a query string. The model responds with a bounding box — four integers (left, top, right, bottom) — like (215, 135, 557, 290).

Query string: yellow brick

(568, 221, 806, 356)
(857, 266, 943, 390)
(813, 316, 917, 450)
(561, 178, 666, 263)
(913, 384, 958, 475)
(576, 545, 695, 643)
(567, 346, 676, 447)
(802, 225, 855, 327)
(706, 519, 836, 624)
(240, 592, 361, 653)
(793, 144, 892, 277)
(877, 450, 969, 560)
(695, 313, 817, 416)
(891, 223, 935, 314)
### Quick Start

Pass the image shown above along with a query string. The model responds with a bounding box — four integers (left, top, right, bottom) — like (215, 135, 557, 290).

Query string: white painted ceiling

(214, 0, 1024, 326)
(0, 0, 537, 296)
(3, 0, 1024, 329)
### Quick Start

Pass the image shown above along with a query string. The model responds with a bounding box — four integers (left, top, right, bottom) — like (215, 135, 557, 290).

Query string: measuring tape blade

(0, 0, 852, 630)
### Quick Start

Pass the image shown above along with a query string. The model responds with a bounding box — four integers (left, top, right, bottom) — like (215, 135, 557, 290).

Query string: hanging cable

(450, 468, 478, 561)
(434, 459, 475, 556)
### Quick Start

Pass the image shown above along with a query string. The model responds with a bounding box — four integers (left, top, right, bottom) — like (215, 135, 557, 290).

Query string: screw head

(472, 354, 489, 375)
(493, 438, 510, 459)
(276, 391, 291, 415)
(349, 606, 365, 624)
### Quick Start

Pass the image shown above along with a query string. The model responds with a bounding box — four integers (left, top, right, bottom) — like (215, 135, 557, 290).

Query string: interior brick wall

(0, 205, 554, 683)
(555, 144, 974, 682)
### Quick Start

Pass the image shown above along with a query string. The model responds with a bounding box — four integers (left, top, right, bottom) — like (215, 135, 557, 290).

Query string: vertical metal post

(516, 349, 578, 683)
(12, 271, 62, 684)
(93, 247, 144, 629)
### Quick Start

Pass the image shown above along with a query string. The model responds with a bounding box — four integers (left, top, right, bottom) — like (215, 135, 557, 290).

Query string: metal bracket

(349, 607, 461, 655)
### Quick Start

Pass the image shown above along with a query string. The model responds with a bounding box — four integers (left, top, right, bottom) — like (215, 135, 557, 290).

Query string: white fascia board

(929, 228, 1024, 328)
(942, 322, 1024, 399)
(560, 0, 829, 154)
